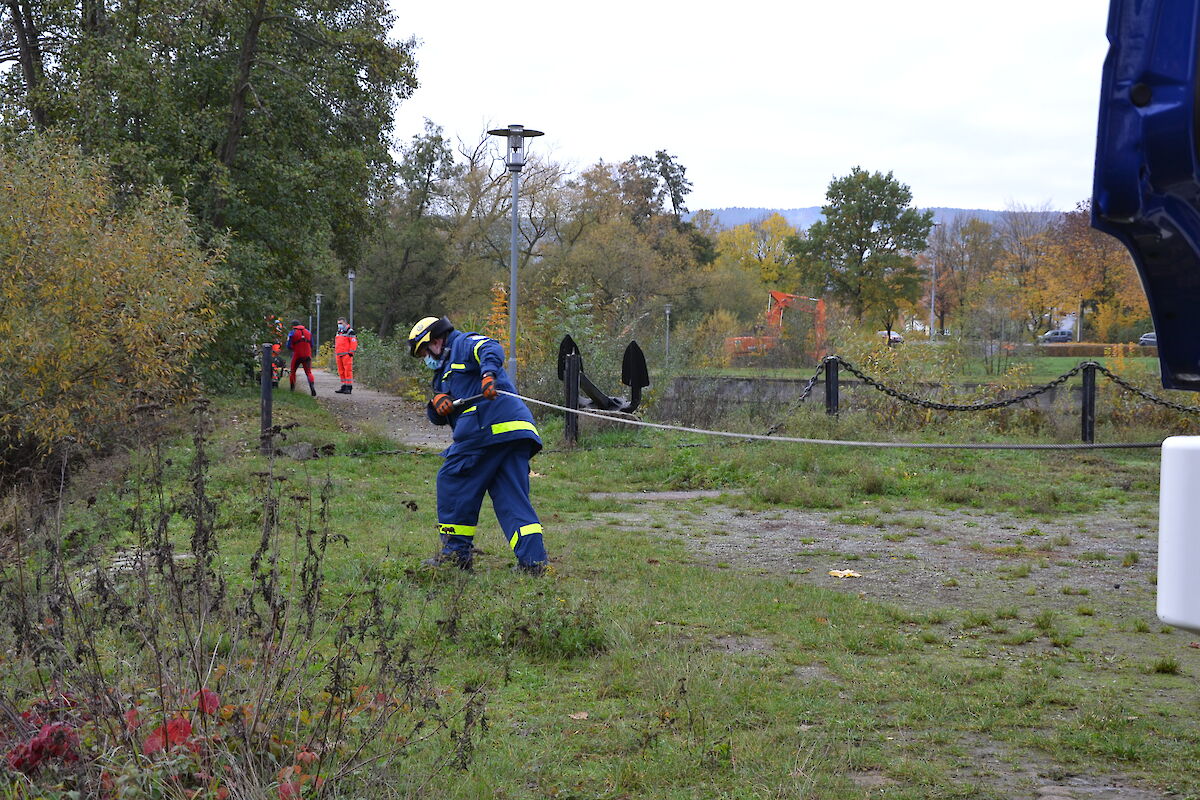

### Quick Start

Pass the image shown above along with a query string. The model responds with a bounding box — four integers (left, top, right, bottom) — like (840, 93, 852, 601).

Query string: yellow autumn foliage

(0, 138, 224, 466)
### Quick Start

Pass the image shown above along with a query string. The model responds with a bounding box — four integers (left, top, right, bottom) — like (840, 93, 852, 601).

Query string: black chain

(1092, 363, 1200, 415)
(764, 360, 828, 435)
(834, 356, 1086, 412)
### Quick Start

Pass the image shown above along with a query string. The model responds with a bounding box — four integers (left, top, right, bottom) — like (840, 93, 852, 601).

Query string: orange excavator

(724, 291, 827, 363)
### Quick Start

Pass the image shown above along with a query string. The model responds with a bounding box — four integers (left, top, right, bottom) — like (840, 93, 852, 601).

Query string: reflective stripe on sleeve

(450, 363, 466, 370)
(491, 421, 537, 436)
(438, 523, 476, 538)
(508, 522, 544, 550)
(473, 338, 488, 362)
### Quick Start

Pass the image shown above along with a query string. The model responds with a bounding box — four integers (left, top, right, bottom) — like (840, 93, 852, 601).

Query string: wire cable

(499, 391, 1162, 451)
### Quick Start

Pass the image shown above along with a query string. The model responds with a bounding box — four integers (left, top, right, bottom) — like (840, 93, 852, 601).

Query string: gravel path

(314, 368, 451, 451)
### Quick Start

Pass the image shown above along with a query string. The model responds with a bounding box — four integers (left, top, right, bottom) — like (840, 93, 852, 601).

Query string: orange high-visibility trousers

(336, 352, 353, 386)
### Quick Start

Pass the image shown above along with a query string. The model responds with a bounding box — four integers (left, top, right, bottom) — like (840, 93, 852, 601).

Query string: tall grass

(0, 402, 480, 799)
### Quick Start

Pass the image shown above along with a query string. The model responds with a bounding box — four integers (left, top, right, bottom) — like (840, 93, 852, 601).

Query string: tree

(995, 204, 1057, 335)
(715, 213, 802, 287)
(925, 216, 1004, 335)
(429, 134, 569, 325)
(628, 150, 694, 220)
(527, 157, 709, 340)
(789, 167, 934, 333)
(1043, 200, 1149, 341)
(360, 122, 457, 337)
(0, 137, 223, 472)
(1, 0, 418, 365)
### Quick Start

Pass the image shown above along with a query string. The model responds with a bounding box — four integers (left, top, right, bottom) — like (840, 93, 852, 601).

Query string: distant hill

(690, 206, 1056, 231)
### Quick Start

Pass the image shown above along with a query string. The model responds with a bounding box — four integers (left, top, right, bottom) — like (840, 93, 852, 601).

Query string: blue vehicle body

(1092, 0, 1200, 390)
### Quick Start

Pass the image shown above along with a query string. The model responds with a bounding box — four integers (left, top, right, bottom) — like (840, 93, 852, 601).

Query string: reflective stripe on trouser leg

(508, 523, 546, 566)
(435, 523, 475, 561)
(437, 452, 488, 560)
(487, 443, 546, 567)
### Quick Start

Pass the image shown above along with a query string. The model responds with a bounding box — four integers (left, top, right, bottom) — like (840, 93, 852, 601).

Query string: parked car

(877, 330, 904, 344)
(1138, 331, 1157, 346)
(1039, 329, 1073, 344)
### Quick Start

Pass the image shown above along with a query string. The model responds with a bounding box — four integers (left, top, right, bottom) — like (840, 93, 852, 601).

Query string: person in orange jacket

(333, 317, 357, 394)
(270, 343, 285, 387)
(286, 320, 316, 396)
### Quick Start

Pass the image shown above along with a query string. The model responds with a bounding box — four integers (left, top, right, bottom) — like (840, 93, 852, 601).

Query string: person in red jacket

(333, 317, 357, 394)
(286, 320, 316, 396)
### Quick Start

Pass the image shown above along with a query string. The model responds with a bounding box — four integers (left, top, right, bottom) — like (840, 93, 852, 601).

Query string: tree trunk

(6, 0, 49, 129)
(210, 0, 267, 228)
(219, 0, 268, 170)
(82, 0, 105, 32)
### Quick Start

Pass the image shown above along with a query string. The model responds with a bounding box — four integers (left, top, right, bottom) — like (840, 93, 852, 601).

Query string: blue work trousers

(436, 442, 547, 567)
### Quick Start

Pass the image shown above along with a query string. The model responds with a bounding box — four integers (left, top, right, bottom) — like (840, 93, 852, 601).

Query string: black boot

(334, 385, 348, 394)
(422, 552, 473, 571)
(345, 385, 352, 394)
(289, 382, 295, 392)
(309, 381, 317, 396)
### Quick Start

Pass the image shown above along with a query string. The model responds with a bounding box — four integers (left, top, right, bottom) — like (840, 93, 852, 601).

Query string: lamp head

(487, 124, 544, 172)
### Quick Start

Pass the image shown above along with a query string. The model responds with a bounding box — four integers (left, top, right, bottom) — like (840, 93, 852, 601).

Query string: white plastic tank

(1158, 436, 1200, 632)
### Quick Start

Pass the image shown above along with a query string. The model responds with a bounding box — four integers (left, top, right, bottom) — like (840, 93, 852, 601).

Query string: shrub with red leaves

(141, 717, 193, 756)
(5, 722, 80, 774)
(194, 688, 220, 715)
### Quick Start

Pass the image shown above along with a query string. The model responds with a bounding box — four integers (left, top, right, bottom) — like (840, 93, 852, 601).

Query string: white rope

(500, 391, 1162, 451)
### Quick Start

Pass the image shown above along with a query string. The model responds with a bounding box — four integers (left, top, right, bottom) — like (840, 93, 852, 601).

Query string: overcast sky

(389, 1, 1111, 213)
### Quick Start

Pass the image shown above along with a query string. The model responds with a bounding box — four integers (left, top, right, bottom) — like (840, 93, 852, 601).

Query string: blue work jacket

(426, 330, 542, 457)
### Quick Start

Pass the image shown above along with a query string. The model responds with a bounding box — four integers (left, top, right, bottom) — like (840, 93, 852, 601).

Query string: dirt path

(313, 368, 451, 451)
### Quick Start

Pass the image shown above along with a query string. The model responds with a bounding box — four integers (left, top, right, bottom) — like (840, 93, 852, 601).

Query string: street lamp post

(314, 293, 323, 353)
(487, 123, 544, 387)
(929, 255, 937, 338)
(928, 222, 941, 338)
(664, 304, 672, 366)
(347, 270, 356, 331)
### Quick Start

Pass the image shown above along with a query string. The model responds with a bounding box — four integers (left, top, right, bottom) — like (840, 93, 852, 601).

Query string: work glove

(481, 372, 498, 399)
(432, 393, 454, 417)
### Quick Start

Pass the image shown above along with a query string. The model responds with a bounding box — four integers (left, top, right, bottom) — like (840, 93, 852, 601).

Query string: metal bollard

(564, 352, 580, 446)
(824, 357, 840, 416)
(260, 343, 274, 455)
(1081, 362, 1096, 444)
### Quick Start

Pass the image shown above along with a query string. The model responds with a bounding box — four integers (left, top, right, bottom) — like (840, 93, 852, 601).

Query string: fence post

(1081, 362, 1097, 444)
(260, 343, 274, 455)
(564, 351, 580, 446)
(824, 356, 839, 416)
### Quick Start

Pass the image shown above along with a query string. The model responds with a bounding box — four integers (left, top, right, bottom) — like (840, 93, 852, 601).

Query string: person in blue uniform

(407, 315, 548, 575)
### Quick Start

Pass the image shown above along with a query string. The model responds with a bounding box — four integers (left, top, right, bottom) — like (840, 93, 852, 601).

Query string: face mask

(423, 354, 440, 370)
(338, 324, 347, 332)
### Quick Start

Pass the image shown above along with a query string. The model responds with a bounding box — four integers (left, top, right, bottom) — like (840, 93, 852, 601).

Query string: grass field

(3, 388, 1197, 799)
